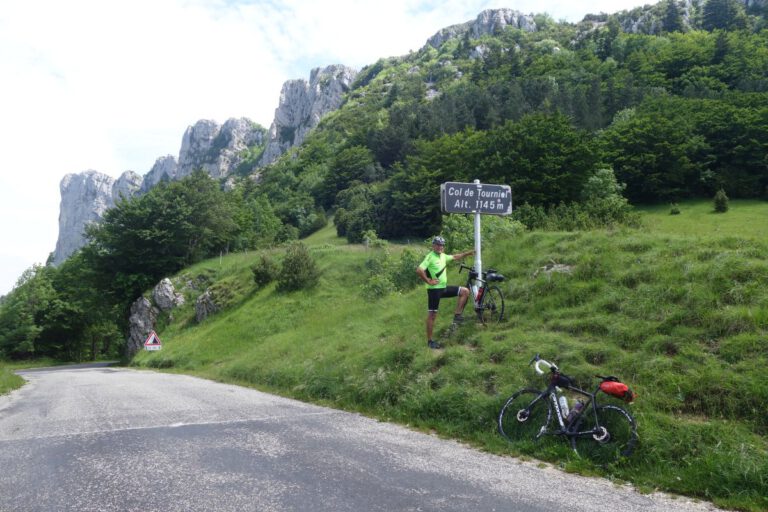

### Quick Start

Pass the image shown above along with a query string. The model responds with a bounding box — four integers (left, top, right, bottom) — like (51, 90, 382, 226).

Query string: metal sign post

(440, 180, 512, 307)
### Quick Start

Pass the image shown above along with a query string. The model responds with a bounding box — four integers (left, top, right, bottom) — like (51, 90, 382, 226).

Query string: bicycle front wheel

(574, 404, 638, 464)
(479, 285, 504, 324)
(498, 389, 551, 445)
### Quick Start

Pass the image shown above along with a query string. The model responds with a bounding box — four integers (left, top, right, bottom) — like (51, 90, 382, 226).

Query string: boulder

(126, 297, 157, 356)
(152, 278, 185, 312)
(195, 289, 218, 323)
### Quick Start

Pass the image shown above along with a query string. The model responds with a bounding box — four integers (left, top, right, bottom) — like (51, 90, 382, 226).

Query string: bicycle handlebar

(529, 353, 558, 375)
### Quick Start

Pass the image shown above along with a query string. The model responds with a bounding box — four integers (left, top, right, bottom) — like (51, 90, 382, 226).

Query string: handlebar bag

(599, 380, 636, 403)
(486, 272, 505, 282)
(551, 372, 573, 388)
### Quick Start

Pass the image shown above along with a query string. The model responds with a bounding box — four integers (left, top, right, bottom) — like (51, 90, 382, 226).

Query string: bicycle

(458, 263, 505, 324)
(498, 354, 638, 464)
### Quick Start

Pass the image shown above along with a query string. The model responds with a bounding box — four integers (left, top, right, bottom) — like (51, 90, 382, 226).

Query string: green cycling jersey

(418, 251, 454, 289)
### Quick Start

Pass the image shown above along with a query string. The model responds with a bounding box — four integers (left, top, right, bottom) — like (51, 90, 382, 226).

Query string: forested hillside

(1, 0, 766, 362)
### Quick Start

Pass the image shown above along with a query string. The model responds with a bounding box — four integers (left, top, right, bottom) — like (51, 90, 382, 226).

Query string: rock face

(177, 117, 266, 179)
(140, 155, 178, 194)
(152, 278, 185, 312)
(259, 65, 358, 166)
(426, 8, 537, 49)
(195, 290, 218, 323)
(126, 296, 157, 357)
(52, 170, 142, 265)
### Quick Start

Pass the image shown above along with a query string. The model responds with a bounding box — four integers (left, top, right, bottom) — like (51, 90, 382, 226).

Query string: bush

(714, 189, 729, 213)
(277, 242, 320, 292)
(251, 254, 277, 288)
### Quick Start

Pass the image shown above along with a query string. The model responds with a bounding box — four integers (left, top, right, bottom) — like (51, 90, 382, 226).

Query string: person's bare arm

(416, 266, 438, 286)
(452, 249, 475, 260)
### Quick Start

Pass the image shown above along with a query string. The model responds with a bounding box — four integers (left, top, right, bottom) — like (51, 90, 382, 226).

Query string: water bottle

(566, 400, 584, 424)
(558, 395, 569, 419)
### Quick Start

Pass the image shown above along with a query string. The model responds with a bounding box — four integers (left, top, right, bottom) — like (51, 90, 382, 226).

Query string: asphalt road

(0, 365, 724, 512)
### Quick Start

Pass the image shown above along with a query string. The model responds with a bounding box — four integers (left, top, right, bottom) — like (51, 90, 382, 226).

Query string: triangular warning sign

(143, 330, 162, 351)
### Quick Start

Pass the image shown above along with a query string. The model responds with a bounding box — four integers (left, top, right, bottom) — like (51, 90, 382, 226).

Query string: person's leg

(426, 289, 443, 348)
(455, 286, 470, 315)
(426, 311, 437, 342)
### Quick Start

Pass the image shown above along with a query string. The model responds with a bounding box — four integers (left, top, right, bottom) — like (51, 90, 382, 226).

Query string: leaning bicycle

(459, 263, 505, 324)
(498, 354, 638, 464)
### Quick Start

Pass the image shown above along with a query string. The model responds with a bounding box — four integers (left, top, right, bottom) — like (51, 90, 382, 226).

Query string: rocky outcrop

(259, 65, 358, 166)
(195, 290, 218, 323)
(177, 118, 266, 179)
(52, 170, 142, 265)
(152, 278, 185, 312)
(126, 297, 157, 357)
(426, 9, 537, 49)
(140, 155, 178, 194)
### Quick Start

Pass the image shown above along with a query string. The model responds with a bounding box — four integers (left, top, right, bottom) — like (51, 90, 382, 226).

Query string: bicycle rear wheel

(498, 389, 551, 445)
(573, 404, 638, 464)
(479, 285, 504, 324)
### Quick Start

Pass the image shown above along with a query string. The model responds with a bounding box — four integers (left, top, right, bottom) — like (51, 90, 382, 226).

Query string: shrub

(251, 254, 277, 288)
(391, 249, 421, 292)
(277, 242, 320, 292)
(714, 189, 729, 213)
(361, 274, 394, 300)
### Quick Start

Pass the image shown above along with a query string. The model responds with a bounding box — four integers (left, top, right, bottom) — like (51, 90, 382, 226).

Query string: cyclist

(416, 236, 475, 349)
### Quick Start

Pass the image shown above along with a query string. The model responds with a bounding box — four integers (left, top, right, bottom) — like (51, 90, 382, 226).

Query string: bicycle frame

(459, 263, 487, 310)
(537, 380, 606, 440)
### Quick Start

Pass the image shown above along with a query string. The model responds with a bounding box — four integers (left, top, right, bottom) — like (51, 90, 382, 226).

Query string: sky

(0, 0, 654, 296)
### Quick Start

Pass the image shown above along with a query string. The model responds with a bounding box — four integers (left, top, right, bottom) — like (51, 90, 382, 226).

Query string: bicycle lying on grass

(458, 263, 505, 324)
(498, 354, 638, 464)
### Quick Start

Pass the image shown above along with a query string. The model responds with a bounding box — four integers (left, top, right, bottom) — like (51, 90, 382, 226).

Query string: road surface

(0, 365, 724, 512)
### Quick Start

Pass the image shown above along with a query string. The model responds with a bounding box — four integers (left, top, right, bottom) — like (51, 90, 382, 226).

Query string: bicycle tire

(479, 285, 504, 324)
(573, 404, 638, 463)
(498, 389, 551, 445)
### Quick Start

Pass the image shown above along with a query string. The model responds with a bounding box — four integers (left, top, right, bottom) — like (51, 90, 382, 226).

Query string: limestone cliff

(259, 65, 358, 166)
(426, 9, 537, 49)
(52, 170, 142, 265)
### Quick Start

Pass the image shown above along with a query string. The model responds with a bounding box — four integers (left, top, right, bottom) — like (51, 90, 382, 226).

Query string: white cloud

(0, 0, 652, 295)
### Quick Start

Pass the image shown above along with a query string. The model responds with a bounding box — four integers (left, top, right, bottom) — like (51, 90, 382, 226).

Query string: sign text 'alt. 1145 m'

(440, 182, 512, 215)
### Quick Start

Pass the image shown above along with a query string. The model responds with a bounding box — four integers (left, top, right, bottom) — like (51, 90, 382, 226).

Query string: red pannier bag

(599, 377, 636, 403)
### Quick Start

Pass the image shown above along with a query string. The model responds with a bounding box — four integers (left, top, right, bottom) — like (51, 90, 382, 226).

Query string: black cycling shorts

(427, 286, 460, 312)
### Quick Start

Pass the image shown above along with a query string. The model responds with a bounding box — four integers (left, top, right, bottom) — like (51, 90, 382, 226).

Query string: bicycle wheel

(573, 404, 638, 464)
(479, 285, 504, 324)
(498, 389, 551, 445)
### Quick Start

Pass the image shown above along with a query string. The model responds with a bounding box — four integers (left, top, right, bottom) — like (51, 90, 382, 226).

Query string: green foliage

(251, 254, 277, 288)
(439, 214, 525, 251)
(277, 242, 320, 292)
(702, 0, 749, 31)
(362, 247, 422, 300)
(714, 188, 730, 212)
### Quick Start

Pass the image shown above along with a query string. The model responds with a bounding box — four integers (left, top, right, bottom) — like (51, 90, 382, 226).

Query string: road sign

(143, 330, 162, 351)
(440, 181, 512, 215)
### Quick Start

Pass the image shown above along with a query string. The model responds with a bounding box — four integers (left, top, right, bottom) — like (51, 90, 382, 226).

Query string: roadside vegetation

(129, 200, 768, 512)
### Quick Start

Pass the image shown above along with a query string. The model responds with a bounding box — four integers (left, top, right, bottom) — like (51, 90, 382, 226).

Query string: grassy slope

(128, 199, 765, 511)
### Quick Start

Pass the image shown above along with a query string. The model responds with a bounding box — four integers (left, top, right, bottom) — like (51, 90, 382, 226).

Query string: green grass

(126, 200, 766, 511)
(0, 359, 63, 395)
(636, 199, 768, 239)
(0, 365, 24, 395)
